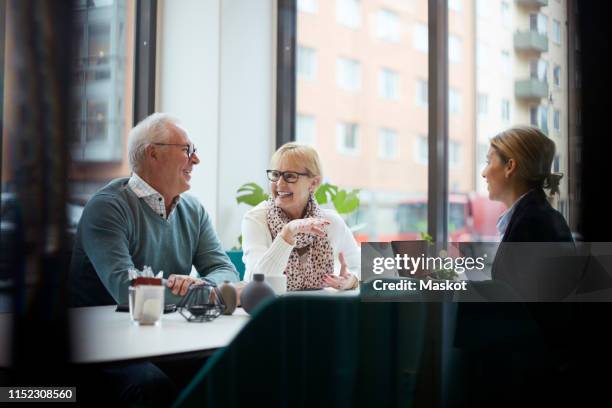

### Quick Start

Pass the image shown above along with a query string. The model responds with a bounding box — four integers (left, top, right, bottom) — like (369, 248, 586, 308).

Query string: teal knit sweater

(69, 178, 238, 306)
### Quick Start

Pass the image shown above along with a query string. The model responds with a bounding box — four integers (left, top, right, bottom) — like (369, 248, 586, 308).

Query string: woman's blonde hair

(270, 143, 323, 178)
(490, 125, 562, 196)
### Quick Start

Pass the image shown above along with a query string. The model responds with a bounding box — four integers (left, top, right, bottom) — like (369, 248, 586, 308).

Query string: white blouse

(241, 201, 361, 282)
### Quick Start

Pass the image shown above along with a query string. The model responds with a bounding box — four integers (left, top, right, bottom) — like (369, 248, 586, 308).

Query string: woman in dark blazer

(481, 125, 574, 299)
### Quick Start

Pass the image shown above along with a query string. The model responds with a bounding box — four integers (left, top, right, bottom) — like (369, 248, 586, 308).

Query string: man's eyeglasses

(266, 169, 310, 183)
(153, 143, 197, 160)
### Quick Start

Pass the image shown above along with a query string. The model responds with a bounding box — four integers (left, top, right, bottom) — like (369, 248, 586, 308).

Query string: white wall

(157, 0, 274, 249)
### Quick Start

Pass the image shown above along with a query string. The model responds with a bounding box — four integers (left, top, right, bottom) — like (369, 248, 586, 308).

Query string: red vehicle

(360, 193, 505, 243)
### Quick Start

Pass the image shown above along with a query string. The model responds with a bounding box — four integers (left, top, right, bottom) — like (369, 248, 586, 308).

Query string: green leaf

(314, 183, 338, 205)
(332, 189, 360, 214)
(420, 232, 434, 244)
(236, 182, 269, 207)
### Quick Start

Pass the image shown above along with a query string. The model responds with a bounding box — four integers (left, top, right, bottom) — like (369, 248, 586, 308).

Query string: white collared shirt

(496, 190, 532, 239)
(127, 172, 179, 219)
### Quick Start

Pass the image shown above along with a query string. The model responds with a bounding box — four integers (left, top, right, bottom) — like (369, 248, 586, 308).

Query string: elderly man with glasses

(70, 112, 239, 308)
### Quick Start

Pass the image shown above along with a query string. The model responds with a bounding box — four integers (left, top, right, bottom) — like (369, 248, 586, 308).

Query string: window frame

(277, 0, 577, 244)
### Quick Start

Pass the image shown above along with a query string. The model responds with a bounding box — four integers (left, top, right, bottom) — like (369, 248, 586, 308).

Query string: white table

(0, 288, 358, 366)
(0, 306, 250, 366)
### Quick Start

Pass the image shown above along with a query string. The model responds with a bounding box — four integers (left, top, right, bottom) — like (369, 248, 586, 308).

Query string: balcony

(514, 31, 549, 53)
(515, 79, 549, 100)
(516, 0, 548, 8)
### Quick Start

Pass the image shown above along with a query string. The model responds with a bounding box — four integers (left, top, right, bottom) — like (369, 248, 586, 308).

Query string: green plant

(232, 181, 360, 249)
(419, 232, 459, 280)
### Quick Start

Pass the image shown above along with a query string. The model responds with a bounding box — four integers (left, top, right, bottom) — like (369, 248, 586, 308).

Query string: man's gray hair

(128, 113, 179, 172)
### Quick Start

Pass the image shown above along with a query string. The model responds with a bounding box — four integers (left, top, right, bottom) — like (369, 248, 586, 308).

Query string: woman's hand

(279, 218, 330, 245)
(323, 252, 358, 290)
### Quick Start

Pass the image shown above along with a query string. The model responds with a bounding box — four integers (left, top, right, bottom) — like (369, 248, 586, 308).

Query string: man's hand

(166, 274, 202, 296)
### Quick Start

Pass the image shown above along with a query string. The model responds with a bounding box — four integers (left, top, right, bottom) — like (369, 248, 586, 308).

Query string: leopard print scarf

(266, 195, 334, 291)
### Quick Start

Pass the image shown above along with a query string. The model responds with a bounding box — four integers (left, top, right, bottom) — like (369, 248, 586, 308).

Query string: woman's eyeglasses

(266, 169, 310, 183)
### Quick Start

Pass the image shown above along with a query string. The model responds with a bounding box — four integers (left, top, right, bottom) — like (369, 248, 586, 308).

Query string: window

(297, 46, 317, 81)
(530, 59, 548, 82)
(530, 13, 547, 35)
(337, 0, 361, 29)
(336, 57, 361, 91)
(501, 50, 511, 77)
(449, 88, 462, 115)
(554, 155, 560, 172)
(449, 0, 462, 13)
(377, 9, 400, 42)
(449, 35, 462, 64)
(553, 65, 561, 87)
(414, 23, 428, 53)
(501, 1, 511, 29)
(554, 110, 561, 133)
(379, 68, 400, 100)
(450, 141, 462, 168)
(296, 0, 430, 243)
(415, 135, 428, 165)
(72, 0, 134, 162)
(296, 114, 316, 145)
(298, 0, 318, 14)
(416, 79, 428, 107)
(478, 93, 488, 118)
(501, 99, 511, 122)
(530, 105, 549, 134)
(336, 122, 360, 155)
(553, 19, 561, 44)
(378, 128, 399, 160)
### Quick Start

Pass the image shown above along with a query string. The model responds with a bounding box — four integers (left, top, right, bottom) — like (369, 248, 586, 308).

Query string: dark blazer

(501, 189, 573, 243)
(492, 189, 575, 300)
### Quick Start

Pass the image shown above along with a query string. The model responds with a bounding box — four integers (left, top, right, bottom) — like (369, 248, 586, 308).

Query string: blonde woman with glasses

(241, 143, 360, 291)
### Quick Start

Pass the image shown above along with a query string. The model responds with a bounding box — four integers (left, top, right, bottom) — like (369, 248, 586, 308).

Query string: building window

(377, 9, 400, 42)
(530, 59, 548, 82)
(416, 135, 428, 165)
(501, 50, 511, 77)
(478, 93, 488, 118)
(449, 0, 462, 12)
(336, 122, 360, 155)
(415, 79, 428, 107)
(554, 155, 560, 172)
(554, 110, 561, 133)
(298, 0, 318, 14)
(501, 1, 511, 28)
(501, 99, 511, 122)
(552, 19, 561, 44)
(297, 46, 317, 81)
(378, 68, 400, 100)
(553, 65, 561, 87)
(449, 35, 462, 64)
(450, 141, 462, 167)
(337, 0, 361, 29)
(530, 13, 547, 35)
(72, 0, 132, 162)
(296, 114, 316, 145)
(414, 22, 428, 53)
(530, 105, 549, 134)
(378, 128, 399, 160)
(449, 88, 462, 115)
(336, 57, 361, 91)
